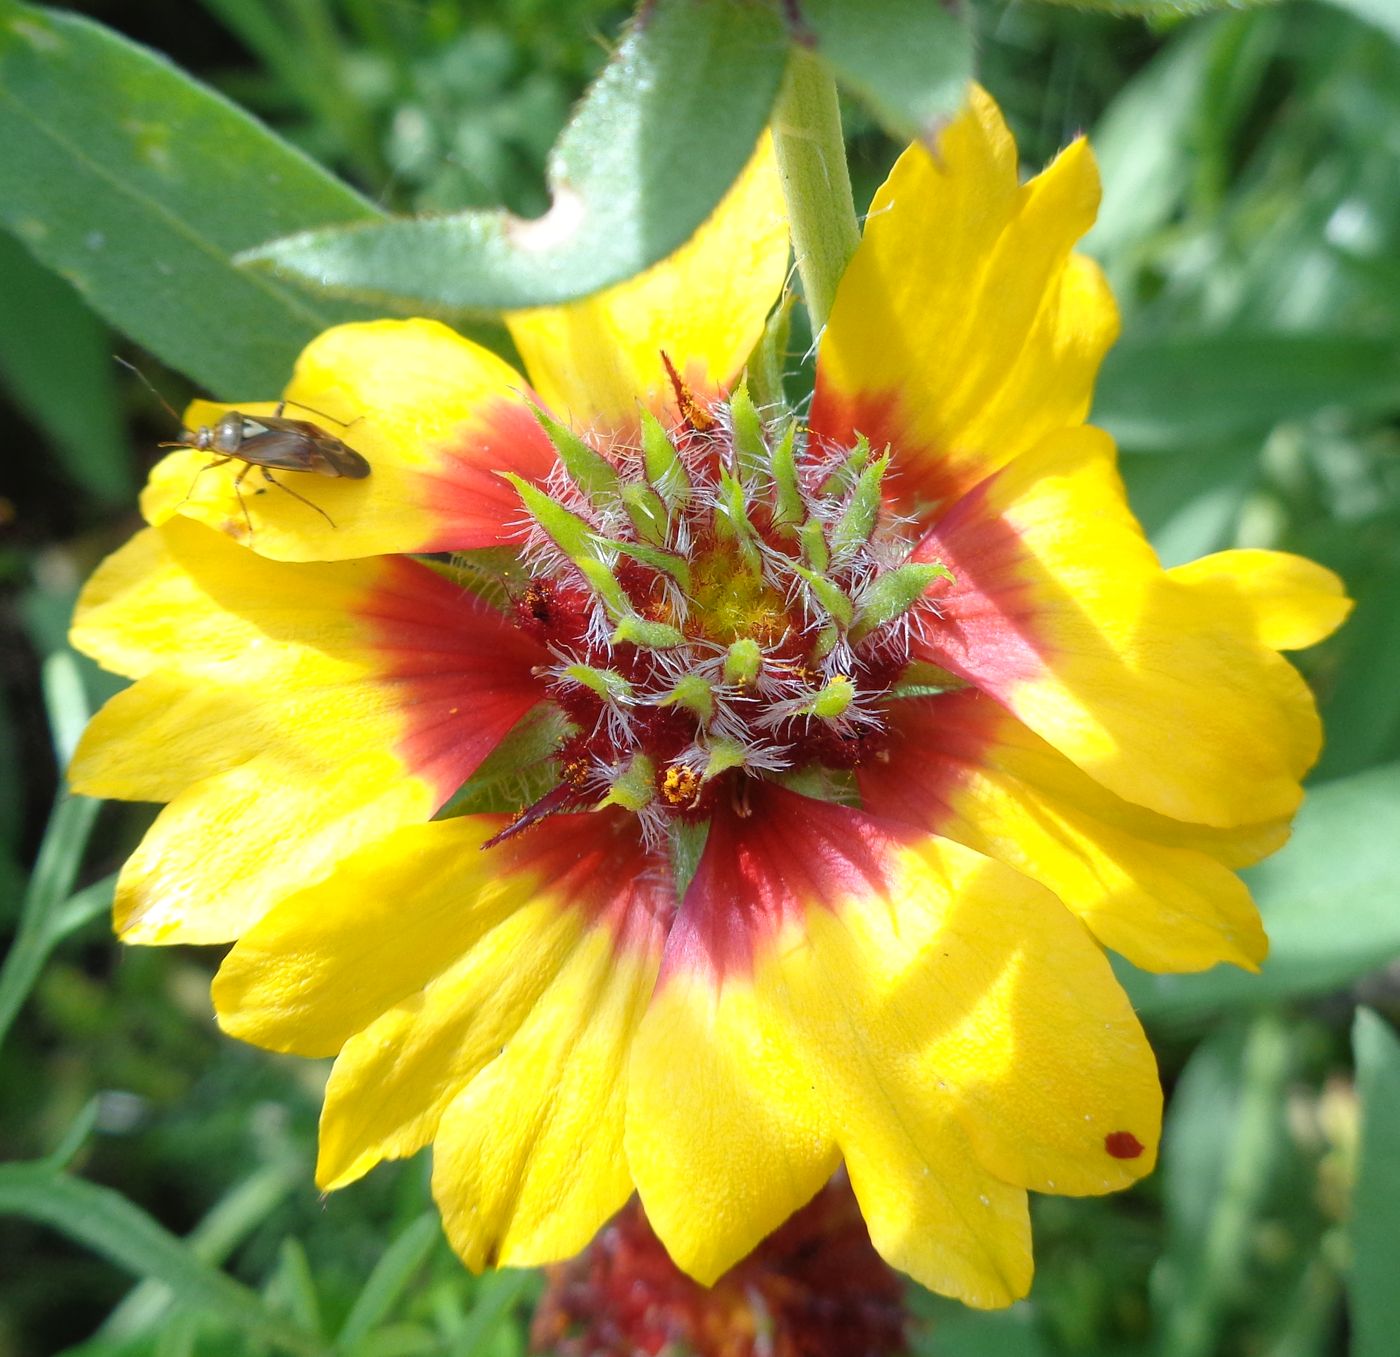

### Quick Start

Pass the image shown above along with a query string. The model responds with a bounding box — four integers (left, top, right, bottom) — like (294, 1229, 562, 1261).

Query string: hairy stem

(770, 48, 860, 336)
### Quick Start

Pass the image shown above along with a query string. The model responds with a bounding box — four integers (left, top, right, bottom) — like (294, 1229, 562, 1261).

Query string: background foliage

(1, 1, 1398, 1354)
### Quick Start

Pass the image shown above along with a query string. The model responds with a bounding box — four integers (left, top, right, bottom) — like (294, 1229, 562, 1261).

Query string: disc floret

(500, 384, 952, 846)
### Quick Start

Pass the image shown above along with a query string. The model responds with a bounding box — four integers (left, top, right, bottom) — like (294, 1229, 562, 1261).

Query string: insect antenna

(114, 355, 185, 426)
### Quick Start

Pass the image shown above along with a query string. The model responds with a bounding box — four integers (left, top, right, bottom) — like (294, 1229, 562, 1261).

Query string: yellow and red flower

(71, 92, 1348, 1307)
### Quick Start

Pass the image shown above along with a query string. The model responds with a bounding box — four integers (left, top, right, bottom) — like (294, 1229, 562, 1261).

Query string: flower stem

(770, 48, 860, 336)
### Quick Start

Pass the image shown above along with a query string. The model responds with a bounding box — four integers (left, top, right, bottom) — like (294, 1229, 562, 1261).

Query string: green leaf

(1029, 0, 1281, 15)
(800, 0, 973, 144)
(1093, 332, 1400, 452)
(1318, 0, 1400, 42)
(909, 1303, 1049, 1357)
(268, 1239, 324, 1343)
(239, 0, 788, 315)
(1081, 20, 1214, 262)
(1120, 764, 1400, 1026)
(1351, 1009, 1400, 1357)
(0, 2, 382, 395)
(1312, 539, 1400, 781)
(0, 230, 131, 503)
(439, 706, 567, 818)
(1151, 1017, 1293, 1357)
(335, 1213, 441, 1353)
(448, 1270, 538, 1357)
(100, 1160, 302, 1341)
(43, 1097, 101, 1170)
(0, 1165, 325, 1355)
(0, 797, 101, 1050)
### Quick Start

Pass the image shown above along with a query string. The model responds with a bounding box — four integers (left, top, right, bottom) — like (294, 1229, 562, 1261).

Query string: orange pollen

(661, 764, 701, 806)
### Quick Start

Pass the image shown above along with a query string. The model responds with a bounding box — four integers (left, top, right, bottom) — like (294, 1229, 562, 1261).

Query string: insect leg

(231, 463, 258, 537)
(279, 397, 364, 431)
(261, 467, 338, 529)
(181, 455, 235, 507)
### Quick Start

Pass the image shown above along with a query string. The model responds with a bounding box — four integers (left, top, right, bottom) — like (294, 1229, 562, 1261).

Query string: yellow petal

(841, 1100, 1031, 1310)
(70, 525, 262, 681)
(140, 319, 556, 561)
(71, 519, 545, 944)
(506, 135, 789, 432)
(861, 692, 1270, 973)
(626, 964, 839, 1284)
(768, 831, 1159, 1193)
(813, 89, 1117, 514)
(110, 748, 436, 945)
(214, 815, 528, 1058)
(1169, 549, 1352, 651)
(669, 789, 1157, 1306)
(431, 918, 662, 1270)
(318, 898, 586, 1189)
(913, 425, 1322, 827)
(212, 807, 665, 1235)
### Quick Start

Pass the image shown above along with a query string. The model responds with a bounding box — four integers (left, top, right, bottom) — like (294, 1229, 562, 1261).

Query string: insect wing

(245, 416, 371, 479)
(234, 426, 331, 473)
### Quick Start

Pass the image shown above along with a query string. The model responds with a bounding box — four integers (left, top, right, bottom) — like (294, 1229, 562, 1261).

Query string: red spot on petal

(1105, 1130, 1144, 1160)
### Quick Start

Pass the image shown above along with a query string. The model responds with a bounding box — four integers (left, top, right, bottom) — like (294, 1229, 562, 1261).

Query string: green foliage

(239, 0, 789, 315)
(800, 0, 973, 144)
(0, 232, 131, 504)
(1351, 1010, 1400, 1357)
(0, 2, 384, 395)
(1030, 0, 1282, 16)
(0, 1166, 323, 1354)
(1119, 763, 1400, 1026)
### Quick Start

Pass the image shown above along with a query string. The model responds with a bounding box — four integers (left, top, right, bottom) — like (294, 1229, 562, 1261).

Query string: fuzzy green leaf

(238, 0, 787, 315)
(769, 420, 803, 530)
(601, 537, 691, 591)
(611, 616, 686, 650)
(852, 561, 951, 641)
(793, 565, 854, 628)
(0, 3, 384, 395)
(830, 452, 890, 558)
(534, 408, 620, 506)
(641, 411, 691, 509)
(723, 638, 763, 686)
(800, 0, 973, 146)
(564, 665, 634, 704)
(728, 380, 767, 482)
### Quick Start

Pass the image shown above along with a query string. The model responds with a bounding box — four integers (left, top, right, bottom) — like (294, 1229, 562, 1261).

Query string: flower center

(493, 385, 951, 847)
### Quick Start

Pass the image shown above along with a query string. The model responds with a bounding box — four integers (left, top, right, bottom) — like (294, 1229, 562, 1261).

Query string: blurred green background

(2, 1, 1399, 1355)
